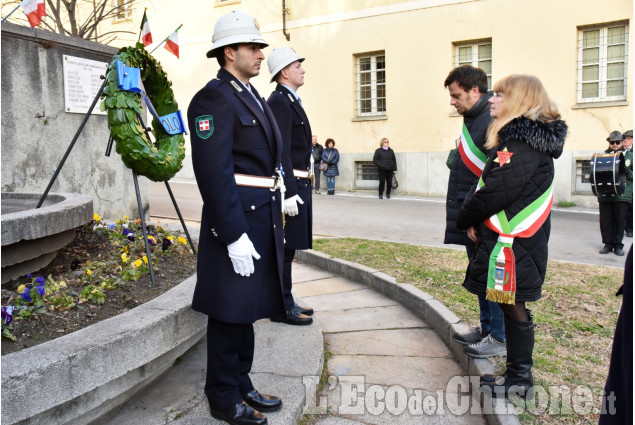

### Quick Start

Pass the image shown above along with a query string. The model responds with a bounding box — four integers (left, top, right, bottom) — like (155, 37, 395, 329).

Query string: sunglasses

(609, 140, 622, 145)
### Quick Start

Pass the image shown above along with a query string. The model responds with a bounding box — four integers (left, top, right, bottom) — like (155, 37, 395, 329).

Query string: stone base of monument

(1, 192, 93, 284)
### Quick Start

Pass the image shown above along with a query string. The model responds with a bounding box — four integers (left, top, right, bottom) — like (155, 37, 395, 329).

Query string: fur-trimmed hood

(498, 117, 567, 159)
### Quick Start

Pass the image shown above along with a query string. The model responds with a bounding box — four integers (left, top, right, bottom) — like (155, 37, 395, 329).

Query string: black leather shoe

(599, 245, 612, 254)
(294, 302, 313, 316)
(210, 401, 267, 425)
(386, 194, 391, 199)
(271, 308, 313, 325)
(615, 247, 625, 256)
(244, 390, 282, 412)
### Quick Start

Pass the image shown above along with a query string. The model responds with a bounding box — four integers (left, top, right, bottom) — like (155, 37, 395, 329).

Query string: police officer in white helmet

(266, 47, 315, 326)
(187, 10, 286, 425)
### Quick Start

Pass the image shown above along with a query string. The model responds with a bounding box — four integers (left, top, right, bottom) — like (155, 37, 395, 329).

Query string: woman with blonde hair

(457, 75, 567, 398)
(373, 137, 397, 199)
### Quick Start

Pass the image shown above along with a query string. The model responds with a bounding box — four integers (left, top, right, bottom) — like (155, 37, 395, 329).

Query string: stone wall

(1, 23, 148, 220)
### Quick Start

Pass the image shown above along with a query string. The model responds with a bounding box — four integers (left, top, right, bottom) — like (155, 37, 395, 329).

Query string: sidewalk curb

(296, 249, 521, 425)
(1, 274, 207, 425)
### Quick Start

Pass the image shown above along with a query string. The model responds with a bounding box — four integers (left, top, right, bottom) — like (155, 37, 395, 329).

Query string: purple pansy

(1, 306, 12, 325)
(21, 286, 32, 302)
(122, 228, 130, 236)
(127, 233, 135, 241)
(35, 276, 45, 285)
(162, 238, 173, 251)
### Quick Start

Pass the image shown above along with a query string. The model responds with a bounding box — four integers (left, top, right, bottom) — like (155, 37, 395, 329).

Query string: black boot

(481, 310, 535, 398)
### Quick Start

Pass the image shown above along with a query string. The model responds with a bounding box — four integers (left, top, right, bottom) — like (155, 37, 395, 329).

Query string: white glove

(284, 195, 304, 217)
(227, 233, 261, 277)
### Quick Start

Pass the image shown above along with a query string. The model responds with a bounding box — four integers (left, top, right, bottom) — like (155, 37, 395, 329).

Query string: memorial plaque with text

(63, 55, 108, 115)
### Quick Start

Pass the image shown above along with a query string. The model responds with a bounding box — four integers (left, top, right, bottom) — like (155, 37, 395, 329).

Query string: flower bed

(1, 214, 197, 355)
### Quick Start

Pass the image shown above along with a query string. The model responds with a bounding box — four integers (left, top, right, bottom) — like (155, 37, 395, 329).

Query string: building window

(575, 159, 592, 193)
(454, 40, 492, 89)
(355, 52, 386, 117)
(577, 22, 629, 103)
(113, 0, 132, 22)
(356, 161, 378, 181)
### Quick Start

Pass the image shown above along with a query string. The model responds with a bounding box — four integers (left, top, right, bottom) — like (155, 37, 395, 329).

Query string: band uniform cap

(607, 130, 623, 142)
(206, 10, 268, 58)
(267, 46, 305, 82)
(623, 129, 633, 138)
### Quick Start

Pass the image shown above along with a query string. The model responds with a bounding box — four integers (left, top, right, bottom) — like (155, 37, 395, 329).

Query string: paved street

(150, 180, 631, 268)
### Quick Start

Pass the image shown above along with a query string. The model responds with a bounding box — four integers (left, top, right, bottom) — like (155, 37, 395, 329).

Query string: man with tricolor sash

(443, 65, 507, 359)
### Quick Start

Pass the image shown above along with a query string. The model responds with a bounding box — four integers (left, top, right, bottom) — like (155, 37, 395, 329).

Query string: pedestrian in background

(622, 129, 633, 237)
(322, 138, 339, 195)
(457, 74, 567, 398)
(597, 131, 630, 256)
(312, 135, 323, 194)
(443, 65, 506, 359)
(373, 137, 397, 199)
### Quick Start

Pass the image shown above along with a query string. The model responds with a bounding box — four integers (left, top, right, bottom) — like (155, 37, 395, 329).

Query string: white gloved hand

(227, 233, 261, 277)
(284, 195, 304, 217)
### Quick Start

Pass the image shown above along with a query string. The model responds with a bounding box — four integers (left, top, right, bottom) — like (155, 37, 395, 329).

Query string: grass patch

(311, 238, 623, 425)
(557, 201, 576, 208)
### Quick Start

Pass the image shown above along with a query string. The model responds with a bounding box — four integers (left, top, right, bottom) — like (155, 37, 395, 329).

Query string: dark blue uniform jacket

(267, 84, 313, 250)
(187, 68, 285, 323)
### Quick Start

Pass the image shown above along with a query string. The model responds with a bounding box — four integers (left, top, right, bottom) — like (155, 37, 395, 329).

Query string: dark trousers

(626, 202, 633, 233)
(378, 169, 393, 196)
(466, 242, 505, 342)
(205, 318, 255, 411)
(313, 163, 322, 192)
(600, 201, 629, 249)
(282, 248, 296, 310)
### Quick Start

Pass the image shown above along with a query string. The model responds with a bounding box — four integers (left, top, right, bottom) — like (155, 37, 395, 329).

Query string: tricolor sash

(458, 123, 488, 177)
(476, 177, 554, 304)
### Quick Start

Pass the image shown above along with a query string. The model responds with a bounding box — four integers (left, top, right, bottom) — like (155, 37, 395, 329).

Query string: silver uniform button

(273, 224, 276, 228)
(251, 205, 255, 210)
(252, 120, 256, 125)
(272, 196, 276, 201)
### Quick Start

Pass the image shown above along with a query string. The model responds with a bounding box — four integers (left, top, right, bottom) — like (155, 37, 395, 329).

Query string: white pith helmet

(206, 10, 268, 58)
(267, 46, 305, 82)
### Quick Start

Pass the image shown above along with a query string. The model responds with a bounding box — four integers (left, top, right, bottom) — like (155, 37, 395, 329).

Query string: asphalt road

(149, 180, 631, 268)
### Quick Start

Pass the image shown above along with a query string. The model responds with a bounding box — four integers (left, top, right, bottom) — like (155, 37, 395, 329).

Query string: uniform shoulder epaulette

(230, 80, 244, 93)
(287, 93, 295, 103)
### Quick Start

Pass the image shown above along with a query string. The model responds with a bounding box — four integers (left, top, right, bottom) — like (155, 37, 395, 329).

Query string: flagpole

(1, 4, 21, 23)
(149, 24, 182, 54)
(137, 7, 147, 43)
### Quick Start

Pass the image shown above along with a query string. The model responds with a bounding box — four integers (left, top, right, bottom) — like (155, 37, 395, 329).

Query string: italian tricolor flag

(140, 10, 152, 46)
(164, 29, 180, 58)
(20, 0, 46, 28)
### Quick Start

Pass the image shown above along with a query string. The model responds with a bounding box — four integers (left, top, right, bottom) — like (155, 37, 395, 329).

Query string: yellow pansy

(167, 236, 175, 241)
(93, 213, 101, 222)
(133, 259, 143, 269)
(178, 236, 187, 245)
(143, 255, 148, 264)
(121, 253, 128, 263)
(86, 269, 92, 276)
(17, 284, 26, 294)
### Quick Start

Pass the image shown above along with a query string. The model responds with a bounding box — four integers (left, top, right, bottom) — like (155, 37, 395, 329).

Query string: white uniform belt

(293, 169, 310, 179)
(234, 173, 278, 189)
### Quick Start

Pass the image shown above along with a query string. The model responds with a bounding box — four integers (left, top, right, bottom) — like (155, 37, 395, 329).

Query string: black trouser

(626, 202, 633, 233)
(312, 163, 322, 191)
(599, 201, 629, 249)
(378, 169, 393, 196)
(282, 248, 296, 310)
(205, 318, 255, 411)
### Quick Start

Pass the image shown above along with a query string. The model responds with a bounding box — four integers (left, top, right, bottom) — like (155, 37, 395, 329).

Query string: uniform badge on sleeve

(195, 115, 214, 139)
(494, 147, 513, 166)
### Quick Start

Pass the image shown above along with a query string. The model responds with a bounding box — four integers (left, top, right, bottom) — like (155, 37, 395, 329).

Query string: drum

(589, 152, 626, 197)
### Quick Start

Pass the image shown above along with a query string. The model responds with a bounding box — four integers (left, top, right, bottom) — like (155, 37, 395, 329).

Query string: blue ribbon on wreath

(115, 61, 187, 136)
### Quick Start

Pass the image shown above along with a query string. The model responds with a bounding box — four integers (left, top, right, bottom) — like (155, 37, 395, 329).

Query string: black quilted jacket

(444, 92, 493, 246)
(457, 117, 567, 301)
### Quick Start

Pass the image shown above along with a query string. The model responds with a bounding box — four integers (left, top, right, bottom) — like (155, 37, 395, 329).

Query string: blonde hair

(379, 137, 389, 147)
(485, 75, 561, 149)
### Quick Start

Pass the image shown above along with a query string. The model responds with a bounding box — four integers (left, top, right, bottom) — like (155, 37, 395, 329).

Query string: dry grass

(312, 238, 624, 425)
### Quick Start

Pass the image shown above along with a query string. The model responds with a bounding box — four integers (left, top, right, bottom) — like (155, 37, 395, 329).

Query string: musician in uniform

(622, 129, 633, 237)
(187, 10, 285, 425)
(266, 47, 314, 325)
(597, 130, 630, 256)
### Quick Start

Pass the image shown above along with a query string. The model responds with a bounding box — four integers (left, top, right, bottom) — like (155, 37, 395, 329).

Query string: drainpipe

(282, 0, 290, 41)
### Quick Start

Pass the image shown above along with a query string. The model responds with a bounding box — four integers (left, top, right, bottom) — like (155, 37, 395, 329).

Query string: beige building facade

(104, 0, 632, 207)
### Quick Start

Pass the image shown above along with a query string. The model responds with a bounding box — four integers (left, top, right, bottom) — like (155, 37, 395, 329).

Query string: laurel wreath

(101, 44, 185, 182)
